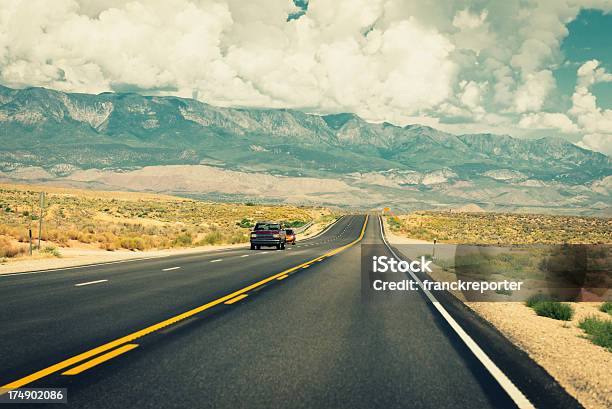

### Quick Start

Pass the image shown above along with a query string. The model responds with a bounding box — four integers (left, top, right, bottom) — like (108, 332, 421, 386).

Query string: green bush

(236, 218, 253, 228)
(200, 231, 222, 245)
(118, 237, 145, 251)
(173, 232, 193, 246)
(579, 316, 612, 351)
(600, 302, 612, 315)
(388, 216, 401, 230)
(228, 231, 248, 244)
(283, 220, 306, 228)
(525, 293, 552, 308)
(525, 293, 573, 321)
(532, 301, 574, 321)
(40, 245, 61, 258)
(495, 288, 513, 296)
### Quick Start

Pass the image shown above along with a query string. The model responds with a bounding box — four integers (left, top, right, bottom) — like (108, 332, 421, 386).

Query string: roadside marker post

(28, 201, 33, 256)
(37, 192, 45, 250)
(433, 239, 437, 261)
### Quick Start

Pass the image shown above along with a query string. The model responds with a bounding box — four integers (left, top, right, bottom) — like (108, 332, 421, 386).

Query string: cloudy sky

(0, 0, 611, 155)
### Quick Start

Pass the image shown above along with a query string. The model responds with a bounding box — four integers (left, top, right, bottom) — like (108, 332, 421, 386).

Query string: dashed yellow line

(0, 215, 368, 392)
(62, 344, 139, 376)
(224, 294, 248, 304)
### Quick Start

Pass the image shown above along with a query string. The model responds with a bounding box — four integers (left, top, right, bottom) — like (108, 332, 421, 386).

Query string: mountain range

(0, 84, 610, 215)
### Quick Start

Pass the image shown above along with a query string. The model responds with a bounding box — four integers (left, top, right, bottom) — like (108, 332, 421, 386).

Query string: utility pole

(37, 192, 45, 250)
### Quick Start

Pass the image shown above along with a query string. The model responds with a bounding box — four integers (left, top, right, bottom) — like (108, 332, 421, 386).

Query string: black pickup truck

(250, 221, 287, 250)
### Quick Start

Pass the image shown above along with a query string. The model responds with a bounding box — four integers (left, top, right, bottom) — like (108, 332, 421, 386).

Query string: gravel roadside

(0, 244, 245, 275)
(384, 221, 611, 409)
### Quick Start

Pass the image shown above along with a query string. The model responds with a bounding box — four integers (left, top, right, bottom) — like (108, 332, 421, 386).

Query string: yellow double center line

(0, 215, 368, 392)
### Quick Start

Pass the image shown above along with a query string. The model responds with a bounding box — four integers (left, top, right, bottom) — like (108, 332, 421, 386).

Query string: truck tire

(250, 243, 255, 250)
(276, 243, 281, 250)
(281, 242, 286, 250)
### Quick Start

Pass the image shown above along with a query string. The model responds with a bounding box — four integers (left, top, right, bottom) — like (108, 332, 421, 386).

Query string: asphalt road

(0, 215, 581, 408)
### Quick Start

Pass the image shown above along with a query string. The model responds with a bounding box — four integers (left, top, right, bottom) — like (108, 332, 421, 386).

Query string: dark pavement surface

(0, 215, 581, 408)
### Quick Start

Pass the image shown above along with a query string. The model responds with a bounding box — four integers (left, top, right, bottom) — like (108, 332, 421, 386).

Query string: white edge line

(240, 254, 250, 258)
(210, 259, 223, 263)
(0, 246, 254, 278)
(297, 215, 344, 243)
(74, 279, 108, 287)
(0, 257, 163, 277)
(162, 266, 181, 271)
(378, 215, 534, 409)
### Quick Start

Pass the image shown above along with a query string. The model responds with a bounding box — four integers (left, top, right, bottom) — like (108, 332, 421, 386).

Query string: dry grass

(0, 236, 28, 258)
(0, 183, 334, 252)
(385, 212, 612, 408)
(390, 211, 611, 245)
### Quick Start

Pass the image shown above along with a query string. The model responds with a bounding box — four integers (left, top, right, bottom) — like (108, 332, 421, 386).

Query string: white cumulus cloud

(518, 112, 579, 134)
(0, 0, 610, 142)
(513, 70, 555, 113)
(577, 134, 612, 156)
(569, 60, 612, 156)
(0, 0, 460, 122)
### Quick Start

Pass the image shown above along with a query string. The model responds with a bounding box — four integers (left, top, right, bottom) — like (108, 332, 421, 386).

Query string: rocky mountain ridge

(0, 85, 610, 215)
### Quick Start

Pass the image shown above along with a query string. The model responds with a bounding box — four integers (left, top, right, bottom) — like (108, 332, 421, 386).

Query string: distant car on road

(285, 229, 296, 245)
(250, 221, 286, 250)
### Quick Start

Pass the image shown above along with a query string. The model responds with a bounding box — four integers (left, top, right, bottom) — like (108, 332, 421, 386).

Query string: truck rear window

(255, 223, 280, 230)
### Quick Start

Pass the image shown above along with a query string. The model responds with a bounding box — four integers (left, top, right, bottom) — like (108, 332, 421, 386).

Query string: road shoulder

(383, 218, 594, 409)
(0, 244, 245, 275)
(0, 217, 341, 276)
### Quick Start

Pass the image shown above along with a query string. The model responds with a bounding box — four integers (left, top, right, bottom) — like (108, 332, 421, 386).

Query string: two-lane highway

(0, 215, 580, 408)
(0, 216, 363, 391)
